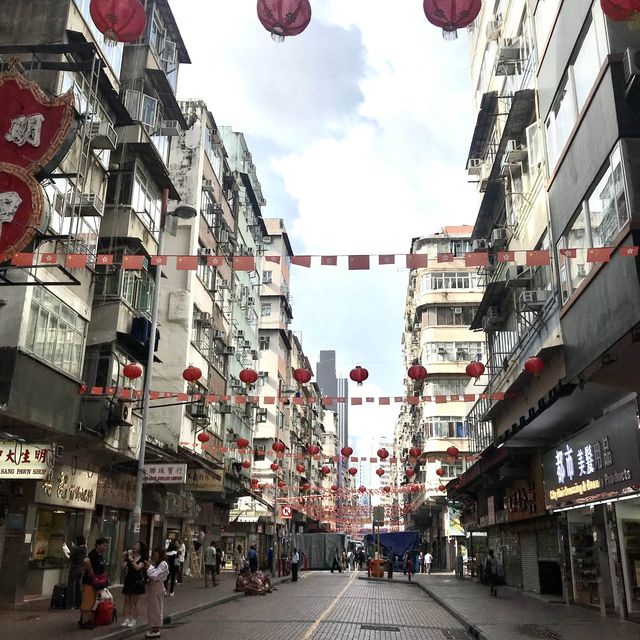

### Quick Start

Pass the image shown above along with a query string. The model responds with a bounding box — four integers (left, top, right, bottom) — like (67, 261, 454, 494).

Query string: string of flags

(4, 246, 638, 271)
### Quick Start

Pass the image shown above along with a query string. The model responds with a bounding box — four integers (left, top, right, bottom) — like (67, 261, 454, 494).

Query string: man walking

(484, 550, 498, 597)
(425, 550, 433, 575)
(330, 548, 342, 573)
(291, 548, 300, 582)
(176, 538, 186, 583)
(204, 541, 217, 587)
(248, 545, 258, 573)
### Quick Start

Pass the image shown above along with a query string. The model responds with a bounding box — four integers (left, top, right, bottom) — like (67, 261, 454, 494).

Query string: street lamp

(129, 189, 197, 544)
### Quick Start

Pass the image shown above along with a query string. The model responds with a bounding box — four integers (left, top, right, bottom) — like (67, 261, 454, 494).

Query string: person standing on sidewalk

(215, 542, 223, 576)
(145, 548, 168, 639)
(176, 538, 186, 584)
(425, 550, 433, 575)
(248, 545, 258, 573)
(164, 538, 178, 596)
(121, 541, 147, 629)
(66, 535, 87, 610)
(79, 537, 108, 629)
(267, 546, 273, 572)
(418, 551, 425, 574)
(484, 550, 498, 597)
(234, 545, 244, 574)
(204, 541, 217, 587)
(291, 548, 300, 582)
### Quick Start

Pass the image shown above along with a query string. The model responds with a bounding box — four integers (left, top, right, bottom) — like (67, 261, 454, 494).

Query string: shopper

(215, 542, 223, 575)
(484, 549, 498, 597)
(176, 538, 186, 583)
(418, 551, 425, 574)
(66, 535, 87, 610)
(121, 541, 147, 629)
(204, 540, 217, 587)
(248, 545, 258, 573)
(267, 546, 274, 572)
(79, 537, 108, 629)
(291, 548, 300, 582)
(145, 548, 169, 638)
(164, 538, 178, 596)
(425, 550, 433, 575)
(330, 549, 342, 573)
(234, 544, 244, 574)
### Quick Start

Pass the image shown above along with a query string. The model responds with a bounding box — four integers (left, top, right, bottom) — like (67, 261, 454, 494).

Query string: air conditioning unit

(472, 238, 487, 251)
(75, 193, 105, 217)
(158, 120, 180, 136)
(89, 121, 117, 150)
(198, 247, 215, 256)
(525, 122, 544, 171)
(479, 160, 493, 191)
(218, 278, 230, 289)
(498, 37, 522, 62)
(262, 236, 272, 244)
(243, 340, 251, 349)
(110, 401, 133, 427)
(247, 296, 255, 305)
(236, 329, 245, 338)
(222, 346, 236, 356)
(506, 265, 532, 288)
(251, 350, 258, 359)
(213, 329, 225, 339)
(257, 409, 268, 423)
(453, 307, 463, 315)
(467, 157, 484, 176)
(259, 371, 268, 378)
(203, 179, 215, 193)
(504, 139, 528, 164)
(218, 230, 229, 244)
(491, 227, 510, 248)
(520, 289, 549, 308)
(486, 18, 502, 41)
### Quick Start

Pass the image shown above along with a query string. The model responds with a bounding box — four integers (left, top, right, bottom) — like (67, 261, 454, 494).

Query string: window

(259, 335, 270, 351)
(557, 145, 629, 304)
(424, 378, 468, 397)
(262, 271, 272, 284)
(534, 0, 561, 52)
(423, 416, 467, 439)
(197, 246, 216, 291)
(94, 263, 154, 314)
(261, 303, 271, 317)
(423, 306, 478, 326)
(440, 460, 465, 478)
(118, 165, 162, 236)
(545, 16, 606, 169)
(425, 342, 483, 362)
(421, 271, 480, 293)
(24, 287, 86, 378)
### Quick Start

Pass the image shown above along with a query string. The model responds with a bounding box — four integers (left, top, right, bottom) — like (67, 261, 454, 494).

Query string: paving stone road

(133, 571, 473, 640)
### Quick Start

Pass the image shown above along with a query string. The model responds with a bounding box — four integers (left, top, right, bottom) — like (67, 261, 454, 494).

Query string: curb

(357, 575, 485, 640)
(94, 576, 291, 640)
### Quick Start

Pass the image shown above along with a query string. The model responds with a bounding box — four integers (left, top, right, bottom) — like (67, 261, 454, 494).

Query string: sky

(172, 1, 478, 468)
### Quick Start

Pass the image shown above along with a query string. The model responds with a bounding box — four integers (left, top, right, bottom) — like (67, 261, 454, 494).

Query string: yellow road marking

(298, 571, 359, 640)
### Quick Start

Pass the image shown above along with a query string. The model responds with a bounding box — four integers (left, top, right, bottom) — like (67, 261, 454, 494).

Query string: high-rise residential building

(395, 227, 483, 565)
(317, 350, 349, 445)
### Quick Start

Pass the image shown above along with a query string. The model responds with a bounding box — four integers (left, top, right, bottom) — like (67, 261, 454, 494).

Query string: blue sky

(172, 1, 478, 471)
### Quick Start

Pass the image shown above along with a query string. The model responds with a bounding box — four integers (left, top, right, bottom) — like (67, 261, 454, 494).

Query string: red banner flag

(176, 255, 198, 270)
(290, 256, 311, 268)
(122, 254, 145, 270)
(96, 254, 115, 265)
(437, 253, 454, 263)
(559, 248, 577, 258)
(526, 250, 551, 266)
(320, 256, 337, 266)
(65, 253, 88, 269)
(233, 256, 255, 271)
(11, 252, 33, 266)
(379, 397, 390, 405)
(407, 396, 419, 405)
(366, 397, 375, 403)
(464, 394, 476, 402)
(406, 254, 428, 269)
(40, 252, 58, 264)
(348, 255, 370, 270)
(265, 255, 281, 264)
(351, 398, 363, 405)
(263, 396, 276, 404)
(151, 255, 168, 266)
(619, 246, 640, 257)
(394, 396, 403, 402)
(465, 252, 489, 267)
(378, 254, 395, 265)
(586, 247, 612, 263)
(435, 395, 447, 404)
(496, 251, 515, 263)
(207, 255, 224, 267)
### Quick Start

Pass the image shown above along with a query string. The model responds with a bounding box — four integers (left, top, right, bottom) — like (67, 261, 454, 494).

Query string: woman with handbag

(121, 541, 147, 628)
(145, 548, 168, 638)
(79, 537, 109, 629)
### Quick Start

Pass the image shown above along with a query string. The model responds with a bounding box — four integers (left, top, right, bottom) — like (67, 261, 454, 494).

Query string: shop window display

(615, 500, 640, 616)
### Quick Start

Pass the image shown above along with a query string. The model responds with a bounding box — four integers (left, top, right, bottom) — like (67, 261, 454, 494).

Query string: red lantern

(377, 448, 389, 460)
(524, 356, 545, 376)
(197, 432, 210, 443)
(349, 365, 369, 386)
(302, 482, 311, 491)
(123, 362, 142, 380)
(358, 485, 367, 493)
(272, 441, 286, 453)
(257, 0, 312, 41)
(439, 484, 447, 492)
(408, 447, 422, 458)
(307, 444, 320, 455)
(90, 0, 147, 43)
(278, 480, 287, 489)
(251, 478, 260, 486)
(241, 460, 252, 469)
(239, 368, 259, 385)
(296, 463, 306, 473)
(340, 446, 353, 458)
(408, 364, 427, 381)
(435, 467, 446, 477)
(447, 446, 459, 458)
(293, 368, 313, 384)
(237, 437, 250, 449)
(182, 365, 202, 382)
(376, 468, 385, 477)
(270, 462, 280, 472)
(423, 0, 482, 40)
(383, 486, 391, 493)
(600, 0, 640, 21)
(348, 467, 358, 476)
(331, 484, 339, 492)
(465, 361, 485, 379)
(321, 465, 331, 476)
(406, 468, 415, 478)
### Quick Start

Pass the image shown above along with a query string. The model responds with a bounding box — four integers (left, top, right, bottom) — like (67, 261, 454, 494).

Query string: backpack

(94, 599, 117, 626)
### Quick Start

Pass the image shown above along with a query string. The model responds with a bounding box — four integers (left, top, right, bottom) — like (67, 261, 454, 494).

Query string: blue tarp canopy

(365, 531, 420, 558)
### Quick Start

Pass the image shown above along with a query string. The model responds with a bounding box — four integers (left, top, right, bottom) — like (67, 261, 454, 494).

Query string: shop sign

(0, 441, 53, 478)
(35, 465, 98, 510)
(144, 463, 187, 484)
(542, 401, 640, 509)
(96, 472, 136, 509)
(447, 506, 465, 536)
(186, 468, 223, 492)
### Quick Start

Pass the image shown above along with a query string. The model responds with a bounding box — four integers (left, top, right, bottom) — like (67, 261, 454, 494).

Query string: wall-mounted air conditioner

(158, 120, 180, 136)
(203, 179, 215, 193)
(520, 290, 549, 308)
(89, 121, 117, 150)
(486, 18, 502, 41)
(198, 247, 215, 256)
(491, 227, 509, 248)
(467, 157, 484, 176)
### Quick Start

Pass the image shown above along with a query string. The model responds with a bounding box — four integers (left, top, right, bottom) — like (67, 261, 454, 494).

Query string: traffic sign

(281, 505, 292, 519)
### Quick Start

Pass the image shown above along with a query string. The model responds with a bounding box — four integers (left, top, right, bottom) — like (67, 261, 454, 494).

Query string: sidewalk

(0, 571, 290, 640)
(361, 572, 636, 640)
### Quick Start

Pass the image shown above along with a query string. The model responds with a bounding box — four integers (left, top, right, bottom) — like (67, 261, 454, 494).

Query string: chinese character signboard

(34, 464, 98, 510)
(542, 401, 640, 509)
(0, 441, 53, 478)
(144, 463, 187, 484)
(186, 469, 223, 492)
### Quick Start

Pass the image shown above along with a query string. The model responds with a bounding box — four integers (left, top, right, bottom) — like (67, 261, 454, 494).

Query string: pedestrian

(330, 549, 342, 573)
(204, 541, 217, 587)
(215, 542, 222, 575)
(164, 538, 178, 596)
(145, 548, 169, 638)
(291, 548, 300, 582)
(456, 549, 464, 580)
(121, 541, 147, 629)
(79, 537, 109, 629)
(248, 545, 258, 573)
(406, 553, 414, 581)
(402, 551, 408, 575)
(66, 535, 87, 610)
(425, 550, 433, 575)
(347, 549, 354, 572)
(267, 546, 274, 572)
(234, 544, 244, 574)
(219, 546, 225, 571)
(418, 550, 425, 574)
(484, 549, 498, 597)
(176, 538, 186, 583)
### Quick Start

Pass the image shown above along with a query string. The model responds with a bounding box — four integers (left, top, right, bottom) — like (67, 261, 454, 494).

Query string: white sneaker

(126, 619, 136, 628)
(121, 619, 130, 627)
(169, 592, 175, 597)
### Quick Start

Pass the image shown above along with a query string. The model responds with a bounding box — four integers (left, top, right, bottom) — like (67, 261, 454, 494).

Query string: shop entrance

(615, 497, 640, 618)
